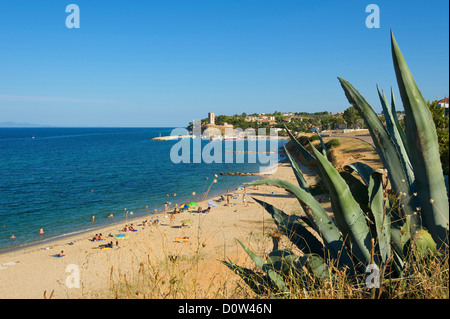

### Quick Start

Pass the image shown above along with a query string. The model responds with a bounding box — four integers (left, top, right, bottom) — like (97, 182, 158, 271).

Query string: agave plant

(221, 31, 449, 296)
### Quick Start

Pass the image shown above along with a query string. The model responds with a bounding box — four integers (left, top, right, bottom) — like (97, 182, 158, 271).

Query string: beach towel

(114, 234, 129, 239)
(207, 200, 218, 207)
(2, 262, 17, 267)
(175, 236, 190, 243)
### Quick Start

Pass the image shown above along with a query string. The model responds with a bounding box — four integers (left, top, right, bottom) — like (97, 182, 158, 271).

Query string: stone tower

(208, 112, 215, 125)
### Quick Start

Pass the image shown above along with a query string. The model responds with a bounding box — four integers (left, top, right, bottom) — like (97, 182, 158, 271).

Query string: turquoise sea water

(0, 127, 286, 252)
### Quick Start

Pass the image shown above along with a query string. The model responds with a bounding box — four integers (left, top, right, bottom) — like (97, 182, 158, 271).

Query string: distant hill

(0, 121, 51, 128)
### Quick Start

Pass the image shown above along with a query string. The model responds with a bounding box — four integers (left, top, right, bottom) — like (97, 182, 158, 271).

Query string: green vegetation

(222, 32, 449, 298)
(427, 100, 449, 175)
(325, 139, 341, 149)
(188, 111, 349, 134)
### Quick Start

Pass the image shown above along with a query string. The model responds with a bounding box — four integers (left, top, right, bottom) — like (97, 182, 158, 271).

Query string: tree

(343, 106, 357, 128)
(427, 100, 449, 174)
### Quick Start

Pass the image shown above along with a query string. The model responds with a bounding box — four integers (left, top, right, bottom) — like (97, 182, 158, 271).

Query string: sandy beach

(0, 159, 318, 299)
(0, 133, 380, 299)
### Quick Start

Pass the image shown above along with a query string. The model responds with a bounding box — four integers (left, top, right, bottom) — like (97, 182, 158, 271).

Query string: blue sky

(0, 0, 448, 127)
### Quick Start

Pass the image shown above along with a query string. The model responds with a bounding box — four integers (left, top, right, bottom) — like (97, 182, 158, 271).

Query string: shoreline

(0, 161, 285, 255)
(0, 158, 304, 299)
(0, 147, 286, 256)
(0, 173, 264, 256)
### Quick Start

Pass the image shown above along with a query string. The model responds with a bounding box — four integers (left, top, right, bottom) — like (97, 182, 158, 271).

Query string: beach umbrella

(180, 204, 190, 210)
(208, 200, 218, 207)
(187, 201, 198, 207)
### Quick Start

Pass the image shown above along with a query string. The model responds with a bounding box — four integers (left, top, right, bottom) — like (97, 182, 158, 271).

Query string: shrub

(325, 139, 341, 149)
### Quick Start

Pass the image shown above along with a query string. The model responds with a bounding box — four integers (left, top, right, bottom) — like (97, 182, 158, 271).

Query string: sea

(0, 127, 287, 252)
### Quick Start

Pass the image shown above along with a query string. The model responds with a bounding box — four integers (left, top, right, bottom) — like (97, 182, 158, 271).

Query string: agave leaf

(368, 170, 391, 263)
(317, 133, 328, 157)
(338, 76, 419, 231)
(411, 228, 438, 259)
(391, 248, 405, 277)
(309, 143, 373, 267)
(391, 31, 449, 247)
(247, 179, 354, 270)
(284, 125, 316, 165)
(344, 162, 374, 187)
(257, 199, 323, 253)
(340, 171, 370, 214)
(237, 239, 289, 293)
(264, 251, 300, 278)
(390, 87, 410, 156)
(219, 259, 267, 295)
(297, 254, 330, 281)
(267, 249, 296, 260)
(378, 86, 415, 188)
(283, 145, 309, 191)
(252, 197, 325, 256)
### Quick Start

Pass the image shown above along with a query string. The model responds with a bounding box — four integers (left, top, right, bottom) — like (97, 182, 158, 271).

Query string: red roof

(438, 98, 449, 104)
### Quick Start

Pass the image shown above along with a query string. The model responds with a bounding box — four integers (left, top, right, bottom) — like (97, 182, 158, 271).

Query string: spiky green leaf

(284, 125, 316, 165)
(338, 76, 419, 231)
(283, 145, 309, 191)
(368, 170, 391, 263)
(247, 179, 354, 270)
(237, 240, 289, 293)
(391, 31, 449, 247)
(253, 197, 324, 256)
(309, 144, 373, 267)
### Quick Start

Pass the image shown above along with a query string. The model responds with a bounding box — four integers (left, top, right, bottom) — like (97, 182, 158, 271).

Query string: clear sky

(0, 0, 448, 127)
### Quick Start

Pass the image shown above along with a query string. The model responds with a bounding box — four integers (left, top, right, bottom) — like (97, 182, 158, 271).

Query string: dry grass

(108, 134, 448, 299)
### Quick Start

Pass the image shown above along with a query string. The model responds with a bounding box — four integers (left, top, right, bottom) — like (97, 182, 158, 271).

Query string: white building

(437, 98, 449, 109)
(437, 98, 449, 116)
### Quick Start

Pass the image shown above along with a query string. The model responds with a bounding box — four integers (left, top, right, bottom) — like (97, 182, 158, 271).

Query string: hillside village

(188, 107, 395, 135)
(187, 96, 449, 138)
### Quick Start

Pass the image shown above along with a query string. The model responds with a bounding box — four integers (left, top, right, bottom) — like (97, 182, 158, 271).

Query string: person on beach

(59, 250, 65, 257)
(40, 227, 44, 235)
(92, 215, 95, 223)
(10, 234, 15, 239)
(243, 195, 249, 207)
(165, 202, 168, 213)
(170, 213, 175, 226)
